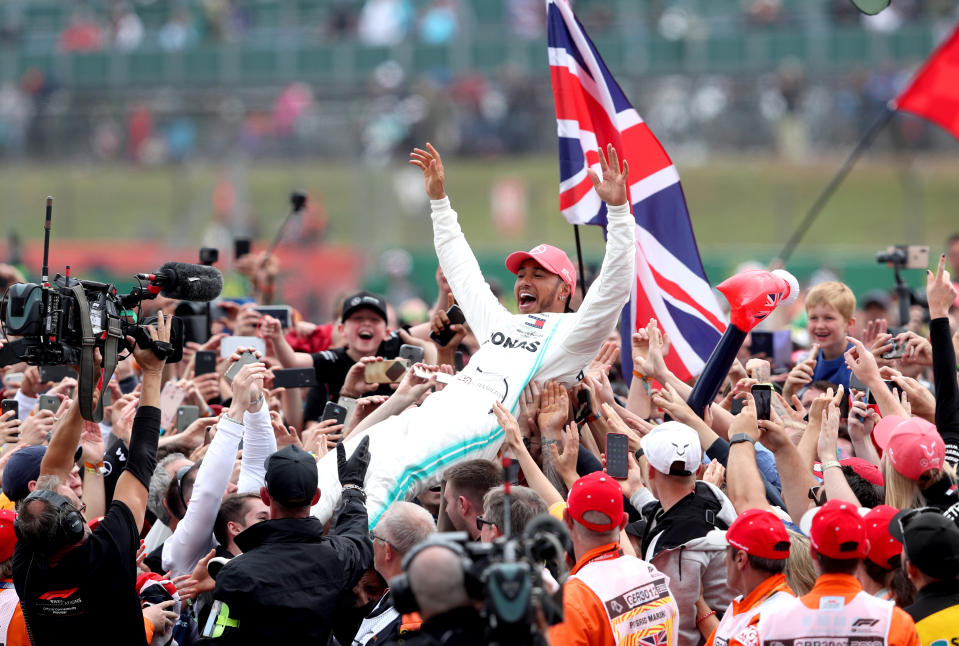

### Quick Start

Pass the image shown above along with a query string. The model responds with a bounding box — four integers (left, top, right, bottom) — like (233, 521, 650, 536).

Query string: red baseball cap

(809, 500, 869, 560)
(840, 458, 883, 486)
(885, 418, 945, 481)
(725, 508, 791, 560)
(0, 510, 16, 562)
(567, 471, 626, 533)
(505, 244, 577, 294)
(863, 505, 902, 570)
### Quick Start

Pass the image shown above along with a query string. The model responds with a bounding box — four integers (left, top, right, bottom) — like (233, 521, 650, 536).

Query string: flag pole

(573, 224, 587, 300)
(776, 104, 896, 263)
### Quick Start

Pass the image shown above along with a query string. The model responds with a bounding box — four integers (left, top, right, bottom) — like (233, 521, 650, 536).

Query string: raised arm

(927, 255, 959, 465)
(563, 145, 635, 357)
(113, 312, 170, 532)
(411, 143, 506, 342)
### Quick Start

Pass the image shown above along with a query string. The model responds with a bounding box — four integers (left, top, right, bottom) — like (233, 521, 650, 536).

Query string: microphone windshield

(157, 262, 223, 302)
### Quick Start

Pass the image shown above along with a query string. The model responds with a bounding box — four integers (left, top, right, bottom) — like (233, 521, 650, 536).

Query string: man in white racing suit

(312, 143, 635, 527)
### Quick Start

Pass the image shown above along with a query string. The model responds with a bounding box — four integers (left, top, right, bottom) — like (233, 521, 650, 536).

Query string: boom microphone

(137, 262, 224, 302)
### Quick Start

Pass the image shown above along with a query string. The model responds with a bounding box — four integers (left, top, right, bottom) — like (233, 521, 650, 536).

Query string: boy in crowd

(784, 281, 856, 399)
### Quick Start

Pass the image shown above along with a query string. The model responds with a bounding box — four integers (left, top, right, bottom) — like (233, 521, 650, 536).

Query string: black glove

(337, 436, 371, 488)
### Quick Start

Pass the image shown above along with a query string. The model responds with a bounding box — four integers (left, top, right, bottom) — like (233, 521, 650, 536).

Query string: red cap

(505, 244, 577, 294)
(885, 418, 945, 481)
(809, 499, 868, 560)
(0, 510, 16, 562)
(567, 471, 626, 533)
(840, 458, 884, 486)
(725, 508, 791, 560)
(863, 505, 902, 570)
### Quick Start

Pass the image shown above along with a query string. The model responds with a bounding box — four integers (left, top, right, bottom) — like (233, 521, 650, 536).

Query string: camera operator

(383, 541, 486, 646)
(12, 313, 171, 644)
(550, 471, 680, 646)
(200, 438, 373, 643)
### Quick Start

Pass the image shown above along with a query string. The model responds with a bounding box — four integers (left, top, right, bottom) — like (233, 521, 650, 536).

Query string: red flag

(893, 22, 959, 140)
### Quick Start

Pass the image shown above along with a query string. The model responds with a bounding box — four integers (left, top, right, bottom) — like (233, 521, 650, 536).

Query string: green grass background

(1, 154, 956, 295)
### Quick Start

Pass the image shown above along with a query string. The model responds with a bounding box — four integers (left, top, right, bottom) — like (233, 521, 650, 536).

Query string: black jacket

(384, 607, 487, 646)
(203, 489, 372, 643)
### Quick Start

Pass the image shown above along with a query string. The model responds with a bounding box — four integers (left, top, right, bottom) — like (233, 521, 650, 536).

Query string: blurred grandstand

(1, 0, 958, 162)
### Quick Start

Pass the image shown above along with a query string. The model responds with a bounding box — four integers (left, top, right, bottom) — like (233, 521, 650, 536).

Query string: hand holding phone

(364, 359, 409, 384)
(605, 433, 629, 479)
(430, 305, 466, 347)
(225, 351, 259, 383)
(399, 344, 425, 365)
(321, 401, 348, 426)
(750, 384, 772, 421)
(194, 350, 218, 376)
(37, 394, 61, 414)
(177, 405, 200, 433)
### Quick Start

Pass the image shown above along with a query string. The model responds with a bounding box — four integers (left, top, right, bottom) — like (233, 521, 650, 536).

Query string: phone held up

(605, 433, 629, 479)
(750, 384, 772, 421)
(430, 305, 466, 347)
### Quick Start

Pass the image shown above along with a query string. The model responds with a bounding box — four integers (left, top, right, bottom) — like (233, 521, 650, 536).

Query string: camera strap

(70, 284, 122, 422)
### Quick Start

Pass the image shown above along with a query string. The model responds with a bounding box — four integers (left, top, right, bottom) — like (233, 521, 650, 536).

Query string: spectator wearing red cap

(875, 416, 958, 520)
(704, 509, 794, 646)
(859, 505, 914, 607)
(549, 471, 679, 646)
(755, 500, 920, 646)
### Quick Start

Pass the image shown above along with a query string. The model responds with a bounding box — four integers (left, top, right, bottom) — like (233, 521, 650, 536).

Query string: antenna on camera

(42, 196, 53, 287)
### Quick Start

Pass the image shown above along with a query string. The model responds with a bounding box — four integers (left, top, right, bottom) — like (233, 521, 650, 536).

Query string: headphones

(15, 489, 87, 552)
(391, 537, 484, 615)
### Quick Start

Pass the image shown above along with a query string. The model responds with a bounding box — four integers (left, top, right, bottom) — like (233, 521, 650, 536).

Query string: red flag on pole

(893, 22, 959, 140)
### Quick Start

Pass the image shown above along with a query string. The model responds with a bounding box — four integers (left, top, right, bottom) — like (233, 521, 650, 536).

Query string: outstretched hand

(587, 143, 629, 206)
(409, 143, 447, 200)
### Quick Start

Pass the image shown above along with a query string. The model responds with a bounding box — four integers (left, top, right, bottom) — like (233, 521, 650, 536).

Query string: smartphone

(881, 341, 904, 360)
(225, 351, 260, 383)
(1, 400, 18, 419)
(38, 365, 77, 383)
(364, 359, 409, 384)
(729, 396, 745, 416)
(234, 238, 251, 260)
(253, 305, 292, 329)
(38, 395, 60, 414)
(3, 372, 23, 388)
(321, 401, 348, 425)
(429, 305, 466, 347)
(574, 389, 593, 426)
(272, 368, 318, 389)
(195, 350, 218, 376)
(399, 344, 424, 365)
(220, 336, 266, 358)
(605, 433, 629, 479)
(849, 374, 867, 392)
(839, 392, 850, 419)
(749, 332, 775, 358)
(177, 405, 200, 432)
(751, 384, 772, 421)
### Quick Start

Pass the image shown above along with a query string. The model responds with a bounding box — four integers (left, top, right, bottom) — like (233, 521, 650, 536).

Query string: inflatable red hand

(717, 269, 799, 333)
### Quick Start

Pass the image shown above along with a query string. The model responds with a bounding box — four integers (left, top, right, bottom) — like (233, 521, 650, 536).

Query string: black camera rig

(0, 198, 221, 421)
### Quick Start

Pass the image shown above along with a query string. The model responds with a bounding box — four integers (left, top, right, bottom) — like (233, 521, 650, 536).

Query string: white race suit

(311, 197, 635, 527)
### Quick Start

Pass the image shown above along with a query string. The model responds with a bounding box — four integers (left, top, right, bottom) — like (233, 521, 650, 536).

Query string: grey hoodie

(631, 482, 737, 646)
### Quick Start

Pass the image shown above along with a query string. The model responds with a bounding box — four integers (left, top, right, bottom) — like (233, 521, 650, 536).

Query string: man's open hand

(587, 143, 629, 206)
(409, 143, 447, 200)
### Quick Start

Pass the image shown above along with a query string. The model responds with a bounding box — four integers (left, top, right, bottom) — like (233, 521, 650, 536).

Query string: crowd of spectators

(0, 147, 958, 646)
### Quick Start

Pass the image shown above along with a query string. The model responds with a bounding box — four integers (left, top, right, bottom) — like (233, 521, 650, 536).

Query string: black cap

(2, 446, 45, 502)
(889, 508, 959, 579)
(264, 445, 318, 506)
(341, 291, 388, 323)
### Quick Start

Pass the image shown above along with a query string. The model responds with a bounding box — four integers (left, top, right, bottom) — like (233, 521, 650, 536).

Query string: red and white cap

(567, 471, 627, 533)
(807, 499, 869, 560)
(505, 244, 577, 294)
(725, 508, 791, 560)
(863, 504, 902, 570)
(883, 417, 945, 481)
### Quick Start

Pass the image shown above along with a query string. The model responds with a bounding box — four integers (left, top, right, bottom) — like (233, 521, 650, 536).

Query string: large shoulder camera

(0, 198, 222, 421)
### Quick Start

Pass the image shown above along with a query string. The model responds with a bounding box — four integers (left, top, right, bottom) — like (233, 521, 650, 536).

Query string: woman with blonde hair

(783, 530, 816, 595)
(876, 416, 957, 512)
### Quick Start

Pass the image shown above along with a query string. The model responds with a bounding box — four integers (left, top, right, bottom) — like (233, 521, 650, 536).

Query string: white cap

(641, 421, 702, 476)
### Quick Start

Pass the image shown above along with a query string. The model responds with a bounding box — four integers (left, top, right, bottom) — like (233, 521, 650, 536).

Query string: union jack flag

(546, 0, 726, 380)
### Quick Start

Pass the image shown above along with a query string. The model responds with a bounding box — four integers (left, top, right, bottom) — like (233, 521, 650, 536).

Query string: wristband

(632, 370, 651, 393)
(342, 483, 367, 502)
(584, 412, 602, 424)
(696, 610, 717, 626)
(84, 461, 106, 475)
(821, 460, 842, 472)
(729, 433, 756, 446)
(249, 393, 264, 408)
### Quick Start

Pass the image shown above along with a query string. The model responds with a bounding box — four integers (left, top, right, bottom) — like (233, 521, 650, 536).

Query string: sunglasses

(808, 485, 827, 507)
(895, 506, 940, 538)
(369, 531, 397, 549)
(475, 515, 496, 532)
(175, 464, 196, 508)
